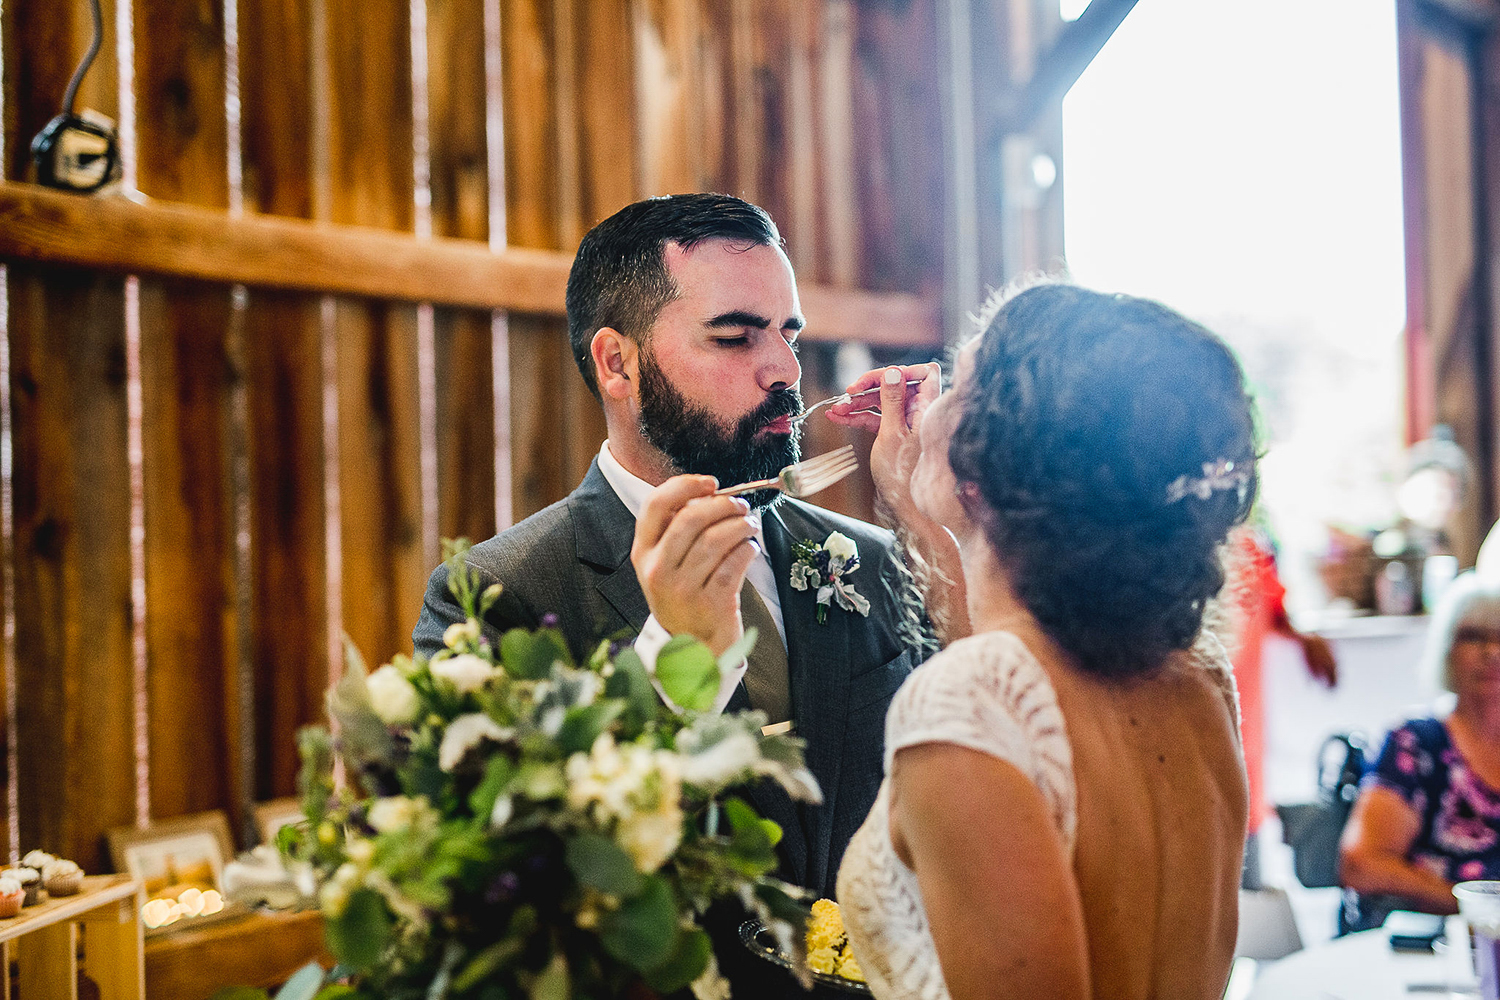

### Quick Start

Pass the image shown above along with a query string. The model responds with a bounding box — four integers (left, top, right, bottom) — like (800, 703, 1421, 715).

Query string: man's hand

(631, 475, 761, 657)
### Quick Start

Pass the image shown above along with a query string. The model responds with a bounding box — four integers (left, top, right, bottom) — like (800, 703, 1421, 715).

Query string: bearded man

(412, 194, 922, 905)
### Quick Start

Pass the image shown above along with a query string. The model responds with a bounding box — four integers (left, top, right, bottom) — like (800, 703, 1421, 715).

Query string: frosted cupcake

(41, 859, 82, 897)
(7, 867, 40, 906)
(0, 876, 22, 917)
(21, 850, 54, 871)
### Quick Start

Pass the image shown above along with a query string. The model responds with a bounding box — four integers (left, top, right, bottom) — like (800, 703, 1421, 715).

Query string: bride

(828, 283, 1252, 999)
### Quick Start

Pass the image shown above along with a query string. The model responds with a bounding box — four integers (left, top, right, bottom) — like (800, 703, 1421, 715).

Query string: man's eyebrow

(705, 310, 806, 332)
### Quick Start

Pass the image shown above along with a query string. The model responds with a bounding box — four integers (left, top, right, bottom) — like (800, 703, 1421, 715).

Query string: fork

(714, 445, 860, 499)
(788, 379, 929, 428)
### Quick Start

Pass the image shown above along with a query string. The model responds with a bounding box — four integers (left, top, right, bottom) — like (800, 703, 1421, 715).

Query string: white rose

(443, 619, 481, 650)
(617, 803, 683, 873)
(438, 713, 513, 771)
(823, 531, 857, 563)
(346, 838, 376, 868)
(430, 653, 496, 695)
(677, 731, 760, 788)
(367, 796, 430, 833)
(367, 665, 421, 725)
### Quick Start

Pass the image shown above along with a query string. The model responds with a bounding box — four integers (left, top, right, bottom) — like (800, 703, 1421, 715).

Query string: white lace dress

(834, 631, 1078, 1000)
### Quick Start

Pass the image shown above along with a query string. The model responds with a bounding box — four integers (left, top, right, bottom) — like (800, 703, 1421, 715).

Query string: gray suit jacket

(413, 459, 920, 897)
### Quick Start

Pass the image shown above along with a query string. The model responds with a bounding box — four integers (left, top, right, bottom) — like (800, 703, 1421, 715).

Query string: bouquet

(224, 540, 821, 1000)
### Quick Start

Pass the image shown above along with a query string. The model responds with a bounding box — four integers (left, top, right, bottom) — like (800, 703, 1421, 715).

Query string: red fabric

(1229, 528, 1286, 833)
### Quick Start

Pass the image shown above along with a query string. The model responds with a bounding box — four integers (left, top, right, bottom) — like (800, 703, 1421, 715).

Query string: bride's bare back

(1050, 643, 1247, 999)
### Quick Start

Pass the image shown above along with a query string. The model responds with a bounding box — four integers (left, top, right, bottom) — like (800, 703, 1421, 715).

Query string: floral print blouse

(1366, 717, 1500, 883)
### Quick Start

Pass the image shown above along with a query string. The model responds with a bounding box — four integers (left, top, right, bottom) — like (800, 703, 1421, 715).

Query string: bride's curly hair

(948, 283, 1259, 678)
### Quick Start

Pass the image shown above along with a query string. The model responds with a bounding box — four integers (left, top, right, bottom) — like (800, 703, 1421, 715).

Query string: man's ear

(591, 328, 637, 401)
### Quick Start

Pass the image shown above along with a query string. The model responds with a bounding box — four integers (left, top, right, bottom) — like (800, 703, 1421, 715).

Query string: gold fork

(713, 445, 860, 499)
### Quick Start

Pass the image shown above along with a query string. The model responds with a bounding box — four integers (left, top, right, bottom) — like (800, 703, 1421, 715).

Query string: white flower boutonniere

(790, 530, 872, 624)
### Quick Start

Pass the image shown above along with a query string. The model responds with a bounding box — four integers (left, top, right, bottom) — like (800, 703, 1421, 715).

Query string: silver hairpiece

(1165, 459, 1249, 504)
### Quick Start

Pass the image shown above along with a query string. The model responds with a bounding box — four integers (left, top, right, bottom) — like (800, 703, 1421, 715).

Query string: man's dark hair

(566, 193, 783, 398)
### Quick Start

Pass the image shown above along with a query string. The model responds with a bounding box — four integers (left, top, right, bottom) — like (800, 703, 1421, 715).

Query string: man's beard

(636, 348, 802, 510)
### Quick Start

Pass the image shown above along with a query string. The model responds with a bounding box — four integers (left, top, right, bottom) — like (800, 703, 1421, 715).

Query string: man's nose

(760, 334, 801, 392)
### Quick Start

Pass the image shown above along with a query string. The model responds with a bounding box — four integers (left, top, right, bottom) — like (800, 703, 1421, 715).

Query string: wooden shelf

(0, 874, 144, 1000)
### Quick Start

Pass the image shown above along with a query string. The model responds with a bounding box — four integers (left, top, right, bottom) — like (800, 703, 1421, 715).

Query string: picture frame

(252, 797, 305, 845)
(106, 810, 248, 934)
(107, 810, 234, 894)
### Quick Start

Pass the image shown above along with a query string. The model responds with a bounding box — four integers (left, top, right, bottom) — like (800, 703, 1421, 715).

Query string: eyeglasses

(1453, 627, 1500, 650)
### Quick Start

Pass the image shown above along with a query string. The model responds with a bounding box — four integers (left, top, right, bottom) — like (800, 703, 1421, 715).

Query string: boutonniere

(789, 531, 871, 624)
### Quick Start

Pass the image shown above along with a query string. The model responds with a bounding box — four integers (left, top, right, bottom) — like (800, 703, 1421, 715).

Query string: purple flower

(484, 870, 521, 905)
(541, 613, 560, 629)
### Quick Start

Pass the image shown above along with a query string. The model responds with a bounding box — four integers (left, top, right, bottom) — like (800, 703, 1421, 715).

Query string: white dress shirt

(596, 441, 787, 713)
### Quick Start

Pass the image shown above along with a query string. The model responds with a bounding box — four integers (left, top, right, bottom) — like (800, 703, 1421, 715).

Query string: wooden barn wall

(0, 0, 952, 872)
(1398, 1, 1500, 569)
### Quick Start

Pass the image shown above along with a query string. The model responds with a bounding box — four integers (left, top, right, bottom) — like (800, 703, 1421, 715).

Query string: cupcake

(21, 850, 54, 871)
(7, 867, 40, 906)
(41, 859, 82, 897)
(0, 876, 22, 917)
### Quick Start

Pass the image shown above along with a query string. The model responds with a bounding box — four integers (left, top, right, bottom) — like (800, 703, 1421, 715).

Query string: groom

(412, 193, 919, 903)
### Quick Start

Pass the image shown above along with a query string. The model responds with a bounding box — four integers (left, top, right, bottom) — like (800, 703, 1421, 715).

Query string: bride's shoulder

(888, 631, 1058, 733)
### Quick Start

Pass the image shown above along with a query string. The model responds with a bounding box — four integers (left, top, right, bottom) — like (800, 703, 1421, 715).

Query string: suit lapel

(570, 461, 651, 632)
(767, 503, 849, 894)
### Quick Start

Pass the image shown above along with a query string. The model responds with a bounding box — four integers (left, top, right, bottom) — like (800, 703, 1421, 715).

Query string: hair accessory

(1166, 459, 1249, 504)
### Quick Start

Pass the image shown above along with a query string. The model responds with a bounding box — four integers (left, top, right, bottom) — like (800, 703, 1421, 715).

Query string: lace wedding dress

(835, 631, 1077, 1000)
(836, 629, 1238, 1000)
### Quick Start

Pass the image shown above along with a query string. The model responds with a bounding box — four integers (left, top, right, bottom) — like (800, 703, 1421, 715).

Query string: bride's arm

(889, 742, 1089, 1000)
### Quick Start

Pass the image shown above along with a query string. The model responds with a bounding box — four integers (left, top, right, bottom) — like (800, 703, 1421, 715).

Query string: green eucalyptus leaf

(642, 927, 711, 992)
(469, 756, 517, 821)
(722, 797, 776, 871)
(716, 626, 758, 675)
(499, 629, 541, 678)
(754, 880, 814, 926)
(500, 628, 570, 680)
(597, 875, 679, 971)
(565, 832, 645, 898)
(324, 888, 392, 971)
(452, 937, 526, 994)
(605, 649, 657, 731)
(272, 962, 327, 1000)
(529, 952, 569, 1000)
(310, 987, 363, 1000)
(557, 701, 625, 755)
(655, 636, 720, 712)
(760, 818, 783, 848)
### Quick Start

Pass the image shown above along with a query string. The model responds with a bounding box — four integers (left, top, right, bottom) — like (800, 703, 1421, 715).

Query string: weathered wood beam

(0, 181, 942, 345)
(996, 0, 1138, 136)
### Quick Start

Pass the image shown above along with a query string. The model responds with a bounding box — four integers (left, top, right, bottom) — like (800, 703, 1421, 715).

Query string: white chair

(1236, 887, 1304, 962)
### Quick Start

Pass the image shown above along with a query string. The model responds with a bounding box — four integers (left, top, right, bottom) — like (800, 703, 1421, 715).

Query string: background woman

(1340, 571, 1500, 924)
(830, 283, 1254, 999)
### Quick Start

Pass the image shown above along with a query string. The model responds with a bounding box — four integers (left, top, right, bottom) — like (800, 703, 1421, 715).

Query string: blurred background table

(1247, 926, 1474, 999)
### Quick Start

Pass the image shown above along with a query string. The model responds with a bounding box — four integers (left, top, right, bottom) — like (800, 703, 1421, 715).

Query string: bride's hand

(827, 362, 941, 518)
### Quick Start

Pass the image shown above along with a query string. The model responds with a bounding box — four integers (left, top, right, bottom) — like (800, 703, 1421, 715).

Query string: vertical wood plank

(429, 0, 499, 546)
(10, 266, 133, 874)
(574, 0, 636, 225)
(132, 1, 240, 829)
(238, 0, 331, 799)
(324, 0, 425, 666)
(502, 0, 604, 518)
(818, 0, 859, 288)
(2, 2, 132, 871)
(634, 0, 701, 196)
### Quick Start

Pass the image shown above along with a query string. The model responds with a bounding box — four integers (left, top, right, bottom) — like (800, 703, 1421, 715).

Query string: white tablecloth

(1248, 927, 1478, 1000)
